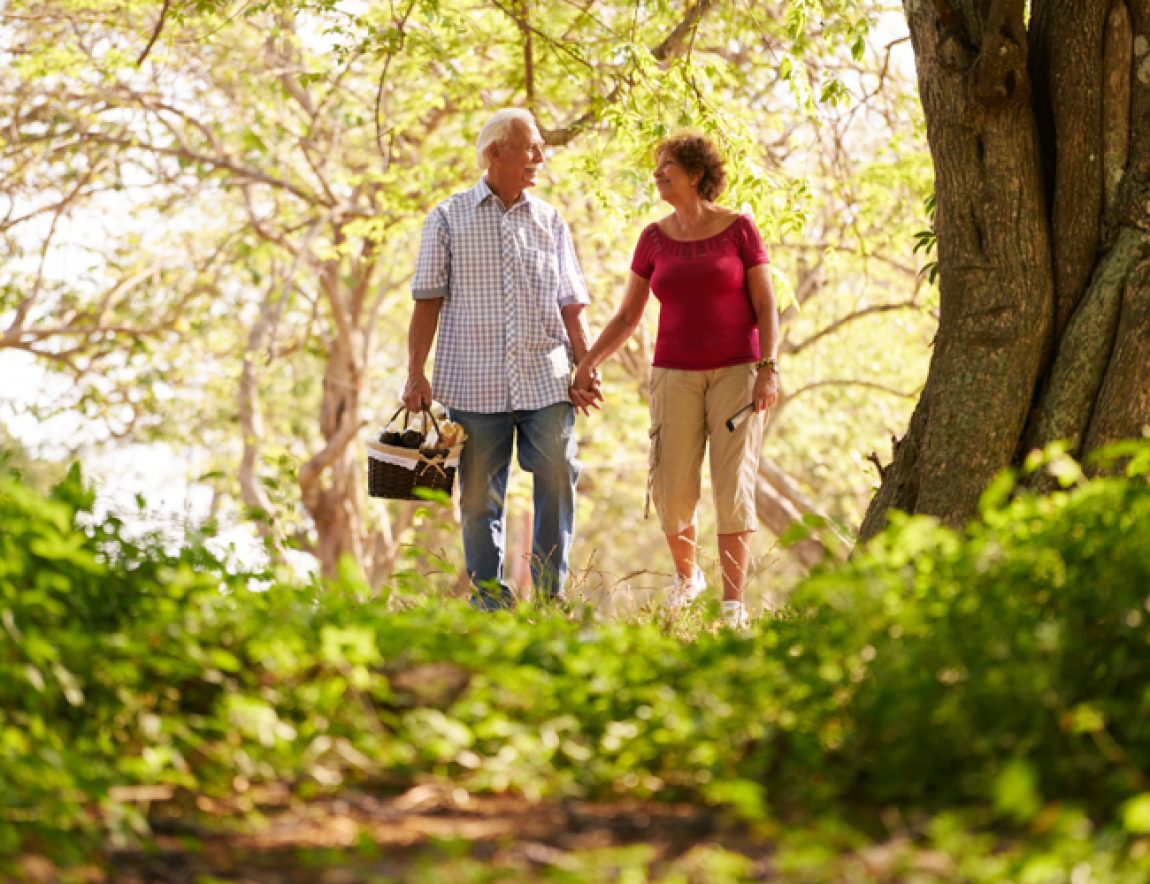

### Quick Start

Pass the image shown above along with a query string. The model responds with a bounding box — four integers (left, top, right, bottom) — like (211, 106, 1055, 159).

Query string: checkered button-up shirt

(412, 179, 590, 413)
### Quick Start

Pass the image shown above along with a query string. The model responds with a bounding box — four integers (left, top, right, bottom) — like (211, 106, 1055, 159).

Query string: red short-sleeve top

(630, 214, 770, 370)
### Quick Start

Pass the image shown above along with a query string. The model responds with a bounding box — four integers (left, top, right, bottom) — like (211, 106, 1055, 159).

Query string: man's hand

(403, 373, 433, 412)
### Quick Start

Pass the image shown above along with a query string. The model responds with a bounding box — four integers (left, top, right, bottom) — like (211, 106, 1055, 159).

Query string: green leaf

(978, 468, 1018, 517)
(993, 758, 1042, 823)
(1121, 794, 1150, 834)
(1067, 704, 1105, 734)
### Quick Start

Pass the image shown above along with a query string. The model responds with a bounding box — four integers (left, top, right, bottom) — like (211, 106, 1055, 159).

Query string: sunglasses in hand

(725, 403, 754, 433)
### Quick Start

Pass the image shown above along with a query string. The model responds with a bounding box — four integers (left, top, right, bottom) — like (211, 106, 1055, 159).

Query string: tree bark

(238, 284, 283, 558)
(299, 323, 367, 576)
(862, 0, 1150, 538)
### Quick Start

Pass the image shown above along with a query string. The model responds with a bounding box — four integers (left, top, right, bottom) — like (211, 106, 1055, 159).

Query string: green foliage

(0, 463, 276, 861)
(914, 192, 939, 283)
(784, 444, 1150, 815)
(6, 446, 1148, 874)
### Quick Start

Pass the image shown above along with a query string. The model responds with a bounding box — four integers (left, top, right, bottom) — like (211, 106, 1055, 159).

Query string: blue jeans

(448, 403, 578, 605)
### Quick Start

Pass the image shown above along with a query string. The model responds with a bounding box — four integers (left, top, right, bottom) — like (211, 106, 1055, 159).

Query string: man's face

(491, 119, 546, 190)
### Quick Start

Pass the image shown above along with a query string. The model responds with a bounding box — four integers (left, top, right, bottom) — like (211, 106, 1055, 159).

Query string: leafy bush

(1, 446, 1149, 876)
(779, 445, 1150, 815)
(0, 464, 284, 859)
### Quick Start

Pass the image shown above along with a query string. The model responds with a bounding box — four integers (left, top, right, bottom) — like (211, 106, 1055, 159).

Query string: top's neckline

(651, 214, 743, 244)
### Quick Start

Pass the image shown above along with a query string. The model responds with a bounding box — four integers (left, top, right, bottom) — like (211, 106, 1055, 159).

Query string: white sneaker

(721, 600, 750, 631)
(665, 565, 706, 611)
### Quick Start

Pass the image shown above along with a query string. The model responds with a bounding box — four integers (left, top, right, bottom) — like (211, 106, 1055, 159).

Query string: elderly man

(403, 108, 598, 610)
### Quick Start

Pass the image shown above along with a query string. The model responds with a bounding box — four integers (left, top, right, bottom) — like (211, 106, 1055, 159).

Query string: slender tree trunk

(295, 232, 416, 581)
(299, 327, 366, 576)
(237, 283, 287, 561)
(862, 0, 1150, 539)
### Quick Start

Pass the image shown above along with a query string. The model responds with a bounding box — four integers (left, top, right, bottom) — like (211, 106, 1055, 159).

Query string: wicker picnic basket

(366, 406, 464, 501)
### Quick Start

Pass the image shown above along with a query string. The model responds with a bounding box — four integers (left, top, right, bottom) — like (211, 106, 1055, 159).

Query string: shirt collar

(471, 177, 534, 213)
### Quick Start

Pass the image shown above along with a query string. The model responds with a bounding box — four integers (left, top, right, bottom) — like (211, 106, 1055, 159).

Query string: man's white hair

(476, 108, 537, 170)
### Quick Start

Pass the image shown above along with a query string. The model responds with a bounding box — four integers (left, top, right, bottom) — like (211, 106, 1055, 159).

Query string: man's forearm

(561, 304, 591, 363)
(408, 298, 443, 375)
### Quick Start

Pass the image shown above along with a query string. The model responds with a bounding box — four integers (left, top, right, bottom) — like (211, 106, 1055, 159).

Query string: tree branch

(754, 454, 849, 568)
(540, 0, 719, 145)
(69, 129, 332, 207)
(650, 0, 716, 62)
(8, 192, 69, 338)
(784, 300, 924, 355)
(774, 241, 919, 279)
(522, 0, 536, 112)
(786, 378, 920, 402)
(298, 410, 366, 486)
(136, 0, 173, 66)
(374, 0, 418, 165)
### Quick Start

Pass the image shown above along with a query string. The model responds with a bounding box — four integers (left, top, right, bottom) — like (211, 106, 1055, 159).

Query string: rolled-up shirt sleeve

(412, 208, 450, 300)
(554, 216, 589, 308)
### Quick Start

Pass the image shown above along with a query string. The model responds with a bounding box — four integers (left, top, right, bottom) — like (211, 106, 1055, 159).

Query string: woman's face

(653, 151, 698, 203)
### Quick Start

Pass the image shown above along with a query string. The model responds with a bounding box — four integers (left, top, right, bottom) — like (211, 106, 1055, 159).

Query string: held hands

(569, 358, 603, 416)
(402, 373, 433, 412)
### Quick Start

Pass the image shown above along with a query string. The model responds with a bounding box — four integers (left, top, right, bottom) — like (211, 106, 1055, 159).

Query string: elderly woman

(573, 134, 779, 629)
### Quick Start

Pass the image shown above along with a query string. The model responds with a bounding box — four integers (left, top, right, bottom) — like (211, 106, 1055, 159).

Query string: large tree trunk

(861, 0, 1150, 539)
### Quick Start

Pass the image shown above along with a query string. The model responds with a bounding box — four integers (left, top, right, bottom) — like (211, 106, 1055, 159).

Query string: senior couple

(403, 109, 779, 629)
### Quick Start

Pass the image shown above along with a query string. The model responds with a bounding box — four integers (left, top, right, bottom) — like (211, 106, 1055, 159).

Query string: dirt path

(17, 785, 957, 881)
(93, 785, 771, 882)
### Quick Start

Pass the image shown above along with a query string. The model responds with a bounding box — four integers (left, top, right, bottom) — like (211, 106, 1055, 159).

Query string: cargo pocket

(645, 424, 660, 519)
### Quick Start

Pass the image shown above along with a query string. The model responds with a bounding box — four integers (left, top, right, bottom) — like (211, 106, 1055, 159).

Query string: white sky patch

(0, 349, 293, 576)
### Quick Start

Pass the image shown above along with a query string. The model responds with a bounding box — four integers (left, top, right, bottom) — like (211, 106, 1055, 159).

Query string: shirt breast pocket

(520, 246, 559, 298)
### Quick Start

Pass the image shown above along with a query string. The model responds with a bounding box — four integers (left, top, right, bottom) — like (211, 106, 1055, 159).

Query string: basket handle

(384, 405, 409, 431)
(385, 405, 443, 444)
(421, 406, 442, 442)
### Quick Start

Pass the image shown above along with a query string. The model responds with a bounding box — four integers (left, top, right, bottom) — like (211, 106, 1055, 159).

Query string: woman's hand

(753, 366, 779, 413)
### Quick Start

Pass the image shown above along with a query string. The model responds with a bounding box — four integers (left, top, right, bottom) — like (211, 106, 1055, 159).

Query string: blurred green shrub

(1, 444, 1148, 874)
(778, 442, 1150, 815)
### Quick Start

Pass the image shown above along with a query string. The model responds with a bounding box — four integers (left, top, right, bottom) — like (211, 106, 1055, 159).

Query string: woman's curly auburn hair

(656, 133, 727, 201)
